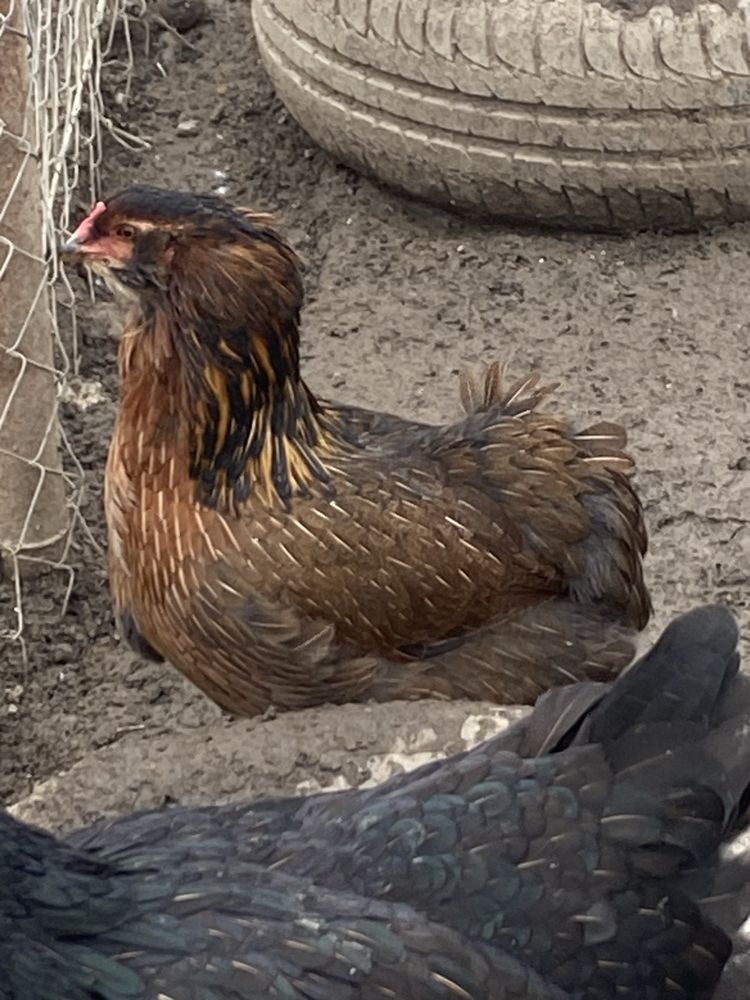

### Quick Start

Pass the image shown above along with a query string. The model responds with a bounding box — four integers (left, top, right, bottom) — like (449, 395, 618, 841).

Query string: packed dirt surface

(1, 0, 748, 855)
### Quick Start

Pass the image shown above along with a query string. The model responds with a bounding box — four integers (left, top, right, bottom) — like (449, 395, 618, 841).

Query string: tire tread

(253, 0, 750, 229)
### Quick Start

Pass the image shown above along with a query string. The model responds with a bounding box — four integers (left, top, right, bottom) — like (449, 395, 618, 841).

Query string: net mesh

(0, 0, 139, 664)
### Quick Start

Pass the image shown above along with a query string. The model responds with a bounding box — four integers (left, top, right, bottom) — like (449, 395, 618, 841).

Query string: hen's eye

(116, 224, 137, 240)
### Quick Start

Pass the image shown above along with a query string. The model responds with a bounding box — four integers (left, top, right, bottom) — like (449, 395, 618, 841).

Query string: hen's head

(62, 185, 303, 324)
(63, 186, 332, 508)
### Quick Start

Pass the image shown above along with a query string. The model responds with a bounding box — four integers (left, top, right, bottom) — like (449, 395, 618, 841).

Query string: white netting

(0, 0, 138, 663)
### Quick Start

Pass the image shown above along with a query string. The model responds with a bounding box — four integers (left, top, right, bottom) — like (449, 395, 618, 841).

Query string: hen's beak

(59, 235, 84, 255)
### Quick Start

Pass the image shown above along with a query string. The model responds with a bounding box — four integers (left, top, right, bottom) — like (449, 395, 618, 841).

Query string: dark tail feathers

(573, 604, 740, 744)
(532, 605, 750, 938)
(525, 605, 742, 756)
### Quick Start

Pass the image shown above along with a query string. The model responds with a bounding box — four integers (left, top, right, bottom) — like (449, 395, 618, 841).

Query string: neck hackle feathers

(93, 186, 348, 512)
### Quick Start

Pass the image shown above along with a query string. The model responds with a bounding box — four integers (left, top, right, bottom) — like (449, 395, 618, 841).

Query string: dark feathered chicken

(5, 606, 750, 999)
(62, 185, 650, 715)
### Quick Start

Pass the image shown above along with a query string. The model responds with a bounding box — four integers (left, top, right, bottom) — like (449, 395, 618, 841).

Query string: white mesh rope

(0, 0, 143, 665)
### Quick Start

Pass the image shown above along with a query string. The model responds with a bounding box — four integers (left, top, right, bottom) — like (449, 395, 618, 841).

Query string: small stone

(176, 118, 200, 136)
(52, 642, 75, 663)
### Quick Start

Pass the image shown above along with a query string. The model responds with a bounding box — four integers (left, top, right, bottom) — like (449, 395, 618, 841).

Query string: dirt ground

(1, 0, 748, 844)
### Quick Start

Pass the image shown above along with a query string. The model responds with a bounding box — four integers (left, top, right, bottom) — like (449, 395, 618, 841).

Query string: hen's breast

(105, 406, 211, 641)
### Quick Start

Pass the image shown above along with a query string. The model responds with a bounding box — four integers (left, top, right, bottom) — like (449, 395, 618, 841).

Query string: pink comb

(71, 200, 107, 243)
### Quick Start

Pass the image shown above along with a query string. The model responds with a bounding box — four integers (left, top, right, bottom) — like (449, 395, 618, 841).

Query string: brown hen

(63, 186, 650, 716)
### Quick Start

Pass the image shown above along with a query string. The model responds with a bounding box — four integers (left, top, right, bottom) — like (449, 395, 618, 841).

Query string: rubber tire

(252, 0, 750, 231)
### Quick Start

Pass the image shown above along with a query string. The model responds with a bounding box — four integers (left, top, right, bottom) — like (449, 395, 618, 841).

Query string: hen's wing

(289, 366, 648, 651)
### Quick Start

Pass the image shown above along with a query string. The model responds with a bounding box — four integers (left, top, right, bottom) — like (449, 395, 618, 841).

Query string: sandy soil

(1, 0, 748, 846)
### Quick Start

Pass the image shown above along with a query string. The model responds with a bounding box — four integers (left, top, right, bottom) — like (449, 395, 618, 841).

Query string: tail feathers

(485, 606, 743, 760)
(460, 360, 648, 631)
(519, 605, 750, 850)
(459, 361, 558, 419)
(537, 604, 750, 992)
(459, 360, 635, 474)
(550, 605, 750, 877)
(571, 604, 741, 748)
(571, 421, 635, 476)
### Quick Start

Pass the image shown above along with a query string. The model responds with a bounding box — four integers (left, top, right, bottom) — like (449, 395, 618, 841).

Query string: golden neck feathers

(116, 217, 345, 511)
